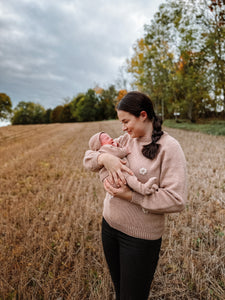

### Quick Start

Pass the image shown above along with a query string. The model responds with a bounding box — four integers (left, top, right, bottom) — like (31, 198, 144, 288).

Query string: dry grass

(0, 120, 224, 300)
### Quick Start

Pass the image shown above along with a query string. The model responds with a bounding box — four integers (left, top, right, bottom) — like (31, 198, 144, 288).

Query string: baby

(88, 131, 158, 195)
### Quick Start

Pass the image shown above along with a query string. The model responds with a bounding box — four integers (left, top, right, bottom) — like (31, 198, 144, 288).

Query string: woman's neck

(137, 121, 153, 143)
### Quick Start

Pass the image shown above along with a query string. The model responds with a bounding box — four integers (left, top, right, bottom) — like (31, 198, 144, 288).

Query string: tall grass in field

(0, 121, 224, 299)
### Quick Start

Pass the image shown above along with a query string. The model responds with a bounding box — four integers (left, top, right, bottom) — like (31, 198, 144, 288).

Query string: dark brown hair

(117, 91, 163, 160)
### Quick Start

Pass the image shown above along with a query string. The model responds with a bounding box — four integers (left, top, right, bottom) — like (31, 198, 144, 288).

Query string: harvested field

(0, 120, 224, 300)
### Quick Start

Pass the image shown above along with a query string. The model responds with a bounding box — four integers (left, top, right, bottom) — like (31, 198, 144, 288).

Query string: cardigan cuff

(92, 152, 104, 171)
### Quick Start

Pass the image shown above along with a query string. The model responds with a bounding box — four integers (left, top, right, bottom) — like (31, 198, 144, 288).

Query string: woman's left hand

(103, 179, 132, 201)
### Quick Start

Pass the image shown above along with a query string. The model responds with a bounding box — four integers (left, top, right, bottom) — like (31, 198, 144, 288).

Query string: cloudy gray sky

(0, 0, 165, 114)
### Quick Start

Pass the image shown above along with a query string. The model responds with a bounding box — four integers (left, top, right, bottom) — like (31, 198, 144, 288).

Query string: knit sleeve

(83, 150, 103, 172)
(100, 145, 129, 159)
(131, 139, 187, 214)
(83, 133, 130, 172)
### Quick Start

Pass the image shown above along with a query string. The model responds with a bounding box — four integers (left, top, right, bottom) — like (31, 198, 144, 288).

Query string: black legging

(101, 218, 162, 300)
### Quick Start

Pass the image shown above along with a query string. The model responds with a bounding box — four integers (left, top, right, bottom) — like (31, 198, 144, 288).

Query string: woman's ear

(140, 111, 148, 120)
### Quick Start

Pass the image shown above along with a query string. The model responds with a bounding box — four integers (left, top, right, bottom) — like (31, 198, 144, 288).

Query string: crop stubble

(0, 121, 224, 299)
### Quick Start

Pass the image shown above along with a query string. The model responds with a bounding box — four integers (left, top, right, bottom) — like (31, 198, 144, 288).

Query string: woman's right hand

(98, 153, 133, 185)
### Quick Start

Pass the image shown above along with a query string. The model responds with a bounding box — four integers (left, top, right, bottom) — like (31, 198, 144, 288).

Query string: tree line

(1, 0, 224, 125)
(0, 87, 127, 125)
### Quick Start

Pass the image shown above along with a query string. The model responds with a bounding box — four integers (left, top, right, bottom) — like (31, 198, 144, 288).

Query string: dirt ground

(0, 121, 224, 299)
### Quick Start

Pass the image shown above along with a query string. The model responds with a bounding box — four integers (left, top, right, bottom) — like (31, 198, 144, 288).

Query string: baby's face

(100, 133, 116, 146)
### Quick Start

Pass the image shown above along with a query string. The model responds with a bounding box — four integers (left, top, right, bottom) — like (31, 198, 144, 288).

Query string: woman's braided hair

(117, 91, 163, 160)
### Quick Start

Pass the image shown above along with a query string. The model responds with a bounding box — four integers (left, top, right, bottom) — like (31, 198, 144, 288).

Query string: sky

(0, 0, 165, 125)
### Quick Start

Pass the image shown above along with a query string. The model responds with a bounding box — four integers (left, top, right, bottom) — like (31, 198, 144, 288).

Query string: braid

(142, 116, 163, 160)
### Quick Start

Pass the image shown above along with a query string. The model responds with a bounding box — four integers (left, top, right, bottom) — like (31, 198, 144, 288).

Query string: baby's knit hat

(88, 131, 104, 151)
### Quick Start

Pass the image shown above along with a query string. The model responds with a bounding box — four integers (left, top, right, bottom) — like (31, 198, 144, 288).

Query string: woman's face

(117, 110, 147, 138)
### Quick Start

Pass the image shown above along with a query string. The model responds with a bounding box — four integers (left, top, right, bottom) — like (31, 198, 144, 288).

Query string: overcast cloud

(0, 0, 165, 113)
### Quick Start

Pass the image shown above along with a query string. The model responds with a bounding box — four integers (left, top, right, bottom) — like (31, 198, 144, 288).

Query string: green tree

(50, 105, 64, 123)
(61, 104, 74, 123)
(174, 50, 212, 121)
(167, 0, 212, 121)
(75, 89, 99, 122)
(126, 0, 215, 121)
(97, 85, 118, 120)
(44, 108, 52, 123)
(126, 38, 150, 92)
(127, 4, 178, 118)
(204, 0, 225, 115)
(11, 102, 46, 125)
(0, 93, 12, 120)
(70, 93, 85, 122)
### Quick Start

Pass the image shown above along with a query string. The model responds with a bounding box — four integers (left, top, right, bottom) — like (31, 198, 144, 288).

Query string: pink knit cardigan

(83, 131, 187, 240)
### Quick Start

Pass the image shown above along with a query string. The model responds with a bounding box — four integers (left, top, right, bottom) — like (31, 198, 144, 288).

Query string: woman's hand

(104, 179, 132, 201)
(98, 153, 133, 185)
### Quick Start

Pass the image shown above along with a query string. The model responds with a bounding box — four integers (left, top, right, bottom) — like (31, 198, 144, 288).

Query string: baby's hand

(144, 177, 158, 195)
(151, 183, 158, 192)
(125, 145, 131, 154)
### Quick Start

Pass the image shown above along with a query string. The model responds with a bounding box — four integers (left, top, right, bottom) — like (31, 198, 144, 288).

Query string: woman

(83, 91, 187, 300)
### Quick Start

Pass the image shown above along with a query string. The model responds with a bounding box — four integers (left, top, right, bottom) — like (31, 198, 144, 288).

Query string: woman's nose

(122, 124, 127, 131)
